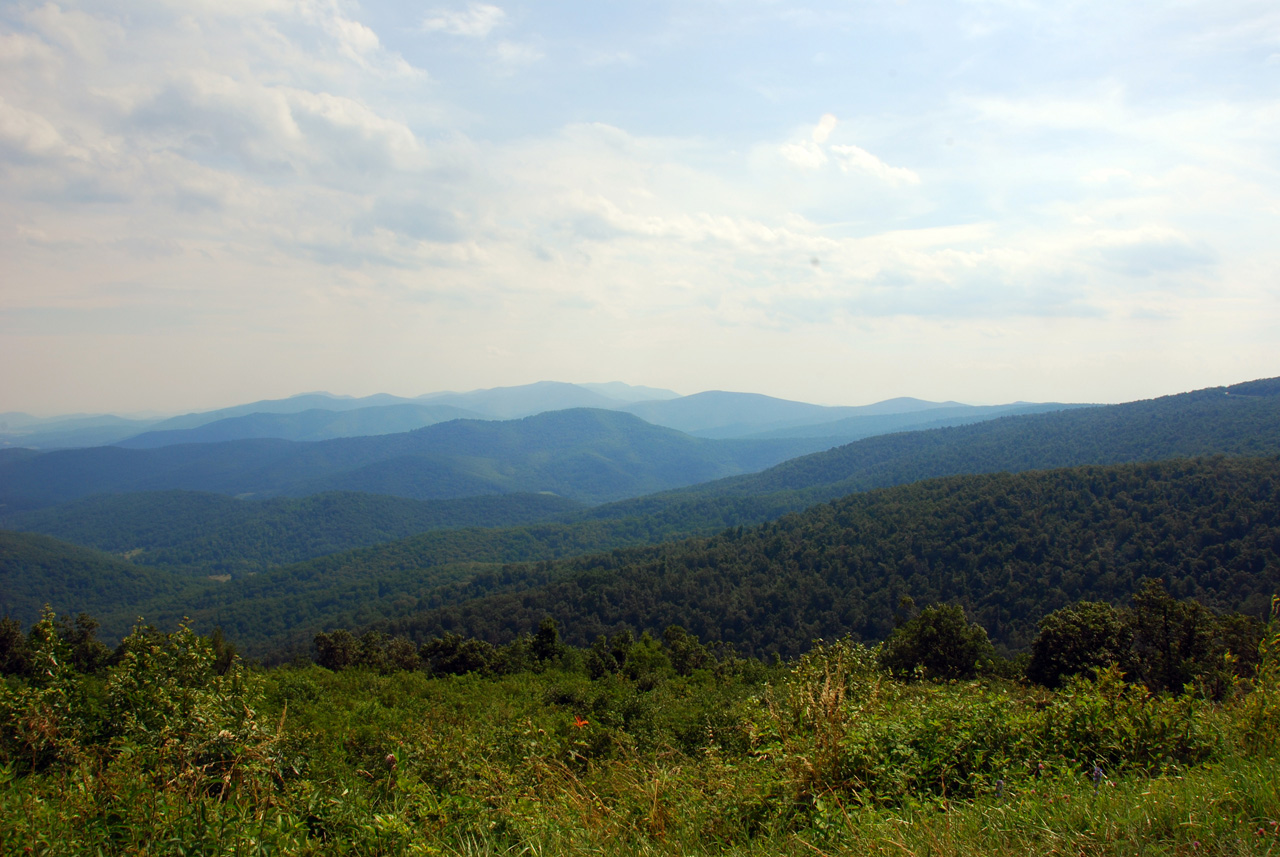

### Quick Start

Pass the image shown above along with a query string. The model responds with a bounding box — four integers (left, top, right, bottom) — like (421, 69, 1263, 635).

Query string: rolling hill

(0, 490, 580, 576)
(0, 409, 831, 511)
(4, 376, 1278, 658)
(116, 404, 487, 448)
(0, 530, 208, 635)
(74, 455, 1280, 660)
(588, 376, 1280, 521)
(380, 455, 1280, 659)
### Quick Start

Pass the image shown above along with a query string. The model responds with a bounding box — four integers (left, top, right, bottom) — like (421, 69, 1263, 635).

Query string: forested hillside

(4, 379, 1278, 661)
(8, 379, 1276, 585)
(1, 490, 579, 576)
(66, 456, 1280, 660)
(590, 377, 1280, 520)
(380, 456, 1280, 659)
(0, 531, 207, 631)
(96, 516, 718, 653)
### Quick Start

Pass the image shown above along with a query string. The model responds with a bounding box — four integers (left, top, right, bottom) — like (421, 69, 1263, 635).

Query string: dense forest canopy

(379, 456, 1280, 660)
(4, 455, 1263, 660)
(0, 490, 580, 576)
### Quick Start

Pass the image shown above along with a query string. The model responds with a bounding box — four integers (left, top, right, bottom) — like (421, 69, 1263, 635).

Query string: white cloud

(779, 140, 827, 169)
(1082, 167, 1134, 185)
(422, 3, 506, 38)
(812, 113, 837, 144)
(830, 144, 920, 186)
(0, 97, 85, 160)
(2, 0, 1279, 413)
(325, 16, 381, 63)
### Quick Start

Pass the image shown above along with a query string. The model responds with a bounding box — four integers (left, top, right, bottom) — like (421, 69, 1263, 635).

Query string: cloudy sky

(2, 0, 1278, 415)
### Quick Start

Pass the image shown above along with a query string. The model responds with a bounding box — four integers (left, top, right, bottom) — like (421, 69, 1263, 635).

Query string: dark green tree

(420, 633, 497, 676)
(314, 629, 358, 671)
(1128, 579, 1216, 693)
(1027, 601, 1135, 688)
(0, 617, 29, 676)
(531, 616, 565, 663)
(384, 636, 421, 672)
(878, 603, 994, 680)
(662, 625, 710, 676)
(209, 626, 239, 676)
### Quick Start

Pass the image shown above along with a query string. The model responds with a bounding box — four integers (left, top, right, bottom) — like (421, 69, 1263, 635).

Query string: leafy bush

(878, 603, 995, 680)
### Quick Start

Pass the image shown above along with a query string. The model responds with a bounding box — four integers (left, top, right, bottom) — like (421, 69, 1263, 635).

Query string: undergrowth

(2, 598, 1279, 855)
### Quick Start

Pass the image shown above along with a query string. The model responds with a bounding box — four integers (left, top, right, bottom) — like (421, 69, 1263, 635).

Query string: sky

(1, 0, 1278, 416)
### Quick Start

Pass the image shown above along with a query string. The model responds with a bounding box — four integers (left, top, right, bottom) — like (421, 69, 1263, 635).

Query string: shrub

(879, 603, 995, 680)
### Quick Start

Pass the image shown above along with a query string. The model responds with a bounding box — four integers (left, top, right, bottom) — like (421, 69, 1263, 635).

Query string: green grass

(4, 617, 1280, 856)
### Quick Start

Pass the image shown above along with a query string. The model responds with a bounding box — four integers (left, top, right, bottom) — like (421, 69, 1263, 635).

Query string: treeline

(312, 618, 753, 685)
(2, 580, 1263, 695)
(0, 611, 239, 681)
(312, 580, 1262, 699)
(379, 457, 1280, 658)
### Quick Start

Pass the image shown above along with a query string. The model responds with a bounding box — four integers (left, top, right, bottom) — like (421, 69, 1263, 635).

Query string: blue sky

(1, 0, 1278, 414)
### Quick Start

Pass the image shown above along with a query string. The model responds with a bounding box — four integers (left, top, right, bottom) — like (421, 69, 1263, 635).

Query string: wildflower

(573, 715, 589, 729)
(995, 779, 1004, 799)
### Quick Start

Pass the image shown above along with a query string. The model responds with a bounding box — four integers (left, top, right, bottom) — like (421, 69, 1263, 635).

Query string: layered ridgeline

(115, 404, 487, 448)
(5, 380, 1067, 450)
(4, 377, 1278, 654)
(585, 376, 1280, 524)
(0, 409, 831, 511)
(0, 491, 580, 577)
(7, 377, 1279, 579)
(67, 455, 1280, 659)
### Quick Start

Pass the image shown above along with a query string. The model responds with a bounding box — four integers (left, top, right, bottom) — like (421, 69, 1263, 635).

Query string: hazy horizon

(3, 0, 1277, 415)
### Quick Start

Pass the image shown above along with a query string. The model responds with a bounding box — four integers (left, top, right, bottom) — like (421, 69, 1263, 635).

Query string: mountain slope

(0, 530, 206, 636)
(418, 381, 635, 418)
(0, 490, 580, 576)
(382, 456, 1280, 659)
(0, 409, 831, 510)
(117, 404, 487, 448)
(743, 401, 1083, 441)
(588, 377, 1280, 521)
(142, 392, 422, 433)
(619, 390, 1004, 438)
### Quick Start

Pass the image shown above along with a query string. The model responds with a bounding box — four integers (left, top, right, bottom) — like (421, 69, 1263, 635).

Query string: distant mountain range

(116, 404, 488, 448)
(3, 375, 1275, 654)
(0, 408, 832, 511)
(1, 381, 1081, 449)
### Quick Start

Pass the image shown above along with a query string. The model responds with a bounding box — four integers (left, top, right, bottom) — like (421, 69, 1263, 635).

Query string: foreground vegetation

(3, 593, 1279, 855)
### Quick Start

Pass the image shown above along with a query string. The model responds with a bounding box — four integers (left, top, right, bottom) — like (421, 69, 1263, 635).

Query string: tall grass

(3, 608, 1279, 855)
